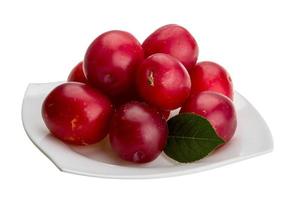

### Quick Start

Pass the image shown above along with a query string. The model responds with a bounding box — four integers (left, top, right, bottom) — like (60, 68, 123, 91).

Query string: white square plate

(22, 82, 273, 179)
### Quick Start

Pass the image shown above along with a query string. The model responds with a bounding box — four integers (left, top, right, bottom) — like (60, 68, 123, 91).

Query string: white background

(0, 0, 301, 199)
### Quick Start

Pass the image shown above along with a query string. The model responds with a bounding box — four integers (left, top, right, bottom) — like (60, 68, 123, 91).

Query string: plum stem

(147, 71, 154, 86)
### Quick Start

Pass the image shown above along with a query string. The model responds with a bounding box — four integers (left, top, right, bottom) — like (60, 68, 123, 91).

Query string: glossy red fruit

(84, 30, 144, 99)
(180, 91, 237, 142)
(109, 101, 168, 163)
(42, 82, 112, 145)
(136, 53, 191, 110)
(142, 24, 198, 69)
(189, 61, 234, 100)
(67, 62, 88, 84)
(160, 109, 170, 120)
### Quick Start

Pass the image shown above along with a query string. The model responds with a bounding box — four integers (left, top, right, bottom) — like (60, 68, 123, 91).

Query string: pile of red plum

(42, 24, 236, 163)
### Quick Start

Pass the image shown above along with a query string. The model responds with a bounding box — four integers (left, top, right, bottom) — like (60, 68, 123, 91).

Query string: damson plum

(42, 82, 112, 145)
(109, 101, 168, 163)
(142, 24, 198, 69)
(136, 53, 191, 110)
(189, 61, 234, 100)
(67, 62, 88, 84)
(84, 30, 144, 99)
(180, 91, 237, 142)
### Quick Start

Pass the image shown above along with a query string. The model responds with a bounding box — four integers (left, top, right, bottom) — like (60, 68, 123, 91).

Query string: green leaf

(164, 113, 225, 163)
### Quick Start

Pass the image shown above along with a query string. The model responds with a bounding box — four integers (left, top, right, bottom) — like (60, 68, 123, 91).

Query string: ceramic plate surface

(22, 82, 273, 178)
